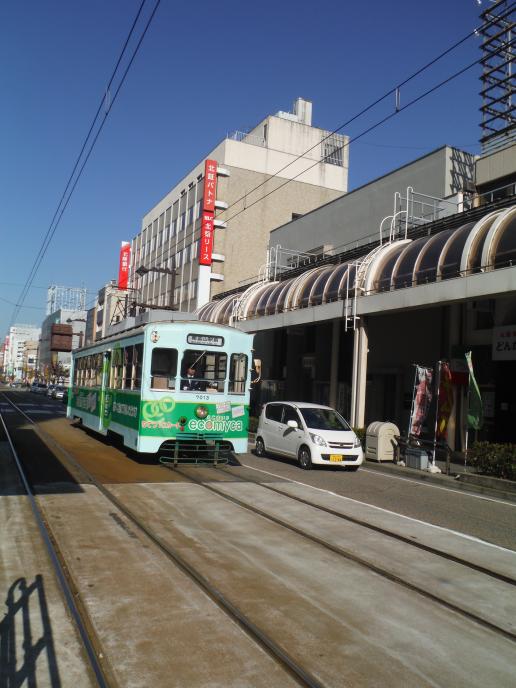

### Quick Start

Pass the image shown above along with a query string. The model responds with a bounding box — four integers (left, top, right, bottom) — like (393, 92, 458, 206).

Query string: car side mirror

(287, 420, 298, 429)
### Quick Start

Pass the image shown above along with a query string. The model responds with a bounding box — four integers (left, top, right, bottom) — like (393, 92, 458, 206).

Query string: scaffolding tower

(479, 0, 515, 154)
(46, 285, 87, 315)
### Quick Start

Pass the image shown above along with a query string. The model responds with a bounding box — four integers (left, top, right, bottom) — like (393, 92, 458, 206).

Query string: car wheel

(298, 446, 312, 470)
(255, 437, 266, 457)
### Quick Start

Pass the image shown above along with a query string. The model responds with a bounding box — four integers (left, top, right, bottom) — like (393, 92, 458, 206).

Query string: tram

(67, 317, 255, 463)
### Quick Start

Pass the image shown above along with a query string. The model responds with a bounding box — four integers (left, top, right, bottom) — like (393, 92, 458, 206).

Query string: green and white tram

(67, 318, 254, 463)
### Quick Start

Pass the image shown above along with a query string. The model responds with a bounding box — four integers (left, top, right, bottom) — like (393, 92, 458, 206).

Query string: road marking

(239, 462, 516, 553)
(359, 467, 516, 506)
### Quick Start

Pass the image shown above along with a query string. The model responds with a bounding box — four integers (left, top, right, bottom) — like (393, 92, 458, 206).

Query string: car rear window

(265, 404, 283, 422)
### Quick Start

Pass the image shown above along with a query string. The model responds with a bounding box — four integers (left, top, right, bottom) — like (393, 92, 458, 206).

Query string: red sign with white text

(118, 241, 131, 289)
(199, 212, 215, 266)
(203, 159, 217, 213)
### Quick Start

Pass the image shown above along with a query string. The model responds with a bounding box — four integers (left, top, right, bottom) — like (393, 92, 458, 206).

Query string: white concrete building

(4, 324, 41, 380)
(130, 98, 349, 313)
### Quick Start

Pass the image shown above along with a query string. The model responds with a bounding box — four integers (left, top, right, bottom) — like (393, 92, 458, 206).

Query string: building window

(180, 212, 186, 232)
(189, 279, 197, 300)
(171, 219, 177, 236)
(187, 206, 194, 226)
(322, 136, 343, 166)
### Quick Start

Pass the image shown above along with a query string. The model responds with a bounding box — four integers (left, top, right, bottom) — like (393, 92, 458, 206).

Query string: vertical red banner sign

(199, 212, 214, 266)
(118, 241, 131, 288)
(199, 159, 218, 265)
(203, 159, 217, 212)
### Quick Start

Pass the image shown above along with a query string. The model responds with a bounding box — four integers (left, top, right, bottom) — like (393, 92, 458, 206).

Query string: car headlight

(309, 433, 327, 447)
(353, 437, 362, 448)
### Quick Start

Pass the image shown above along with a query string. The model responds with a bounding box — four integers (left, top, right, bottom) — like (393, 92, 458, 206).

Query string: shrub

(353, 427, 366, 448)
(468, 442, 516, 481)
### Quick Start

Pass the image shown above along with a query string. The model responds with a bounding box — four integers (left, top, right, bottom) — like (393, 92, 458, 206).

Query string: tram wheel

(255, 437, 265, 457)
(298, 446, 312, 470)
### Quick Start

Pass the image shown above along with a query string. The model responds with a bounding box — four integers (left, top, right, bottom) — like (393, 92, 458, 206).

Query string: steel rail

(170, 464, 516, 644)
(0, 403, 112, 688)
(1, 393, 323, 688)
(216, 464, 516, 586)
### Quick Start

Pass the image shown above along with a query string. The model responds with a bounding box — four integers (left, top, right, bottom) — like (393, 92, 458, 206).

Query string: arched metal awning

(197, 205, 516, 325)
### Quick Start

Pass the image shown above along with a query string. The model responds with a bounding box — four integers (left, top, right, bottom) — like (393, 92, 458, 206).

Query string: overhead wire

(214, 6, 514, 222)
(142, 26, 512, 279)
(9, 0, 161, 327)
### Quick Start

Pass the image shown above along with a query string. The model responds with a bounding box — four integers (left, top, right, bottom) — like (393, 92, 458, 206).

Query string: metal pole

(408, 364, 419, 441)
(432, 361, 441, 467)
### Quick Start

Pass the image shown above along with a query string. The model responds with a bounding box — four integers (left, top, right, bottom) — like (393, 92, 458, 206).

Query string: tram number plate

(329, 454, 343, 462)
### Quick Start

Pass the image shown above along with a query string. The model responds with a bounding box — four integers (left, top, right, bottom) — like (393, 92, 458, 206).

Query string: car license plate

(329, 454, 343, 462)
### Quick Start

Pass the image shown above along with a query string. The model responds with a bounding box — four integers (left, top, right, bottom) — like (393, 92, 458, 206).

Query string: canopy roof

(197, 205, 516, 325)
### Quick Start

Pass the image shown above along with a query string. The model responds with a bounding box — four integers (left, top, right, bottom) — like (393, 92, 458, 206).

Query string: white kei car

(255, 402, 363, 470)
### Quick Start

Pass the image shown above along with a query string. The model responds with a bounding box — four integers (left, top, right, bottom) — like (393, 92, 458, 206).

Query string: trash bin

(365, 422, 400, 462)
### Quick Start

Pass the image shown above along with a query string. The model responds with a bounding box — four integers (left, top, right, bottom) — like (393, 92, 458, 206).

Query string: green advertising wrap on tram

(67, 320, 254, 459)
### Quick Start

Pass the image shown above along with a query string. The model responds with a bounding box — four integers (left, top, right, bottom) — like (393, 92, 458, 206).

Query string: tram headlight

(195, 405, 208, 419)
(309, 433, 327, 447)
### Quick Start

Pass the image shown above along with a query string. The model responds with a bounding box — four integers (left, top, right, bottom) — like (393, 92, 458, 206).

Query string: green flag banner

(465, 351, 483, 430)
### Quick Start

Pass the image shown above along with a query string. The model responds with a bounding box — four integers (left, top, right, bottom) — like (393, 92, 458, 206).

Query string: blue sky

(0, 0, 485, 336)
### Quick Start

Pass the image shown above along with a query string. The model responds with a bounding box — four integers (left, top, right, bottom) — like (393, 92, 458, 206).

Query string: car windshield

(300, 408, 351, 431)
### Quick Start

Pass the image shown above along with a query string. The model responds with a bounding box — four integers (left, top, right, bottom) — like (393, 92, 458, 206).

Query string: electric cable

(214, 5, 515, 221)
(140, 34, 513, 302)
(9, 0, 160, 327)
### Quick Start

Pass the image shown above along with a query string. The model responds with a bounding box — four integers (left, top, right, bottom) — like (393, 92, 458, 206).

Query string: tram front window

(181, 350, 227, 393)
(151, 348, 177, 390)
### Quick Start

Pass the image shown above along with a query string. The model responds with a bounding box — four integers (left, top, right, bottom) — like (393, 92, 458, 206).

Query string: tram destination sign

(187, 333, 224, 347)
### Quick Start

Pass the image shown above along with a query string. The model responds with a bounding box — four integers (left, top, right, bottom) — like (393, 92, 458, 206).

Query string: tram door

(100, 350, 112, 431)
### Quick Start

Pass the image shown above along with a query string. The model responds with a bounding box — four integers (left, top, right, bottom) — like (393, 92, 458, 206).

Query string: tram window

(86, 356, 92, 387)
(123, 347, 133, 389)
(110, 349, 123, 389)
(229, 354, 248, 394)
(151, 348, 177, 390)
(95, 354, 103, 387)
(134, 344, 143, 389)
(181, 350, 227, 393)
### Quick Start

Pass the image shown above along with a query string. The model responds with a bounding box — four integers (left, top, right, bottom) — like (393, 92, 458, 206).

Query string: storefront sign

(118, 241, 131, 289)
(492, 325, 516, 360)
(203, 159, 218, 213)
(199, 212, 214, 265)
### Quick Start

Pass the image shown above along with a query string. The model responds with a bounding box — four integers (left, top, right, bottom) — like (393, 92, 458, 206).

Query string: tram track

(0, 407, 114, 688)
(0, 392, 324, 688)
(169, 463, 516, 643)
(3, 391, 516, 687)
(214, 464, 516, 586)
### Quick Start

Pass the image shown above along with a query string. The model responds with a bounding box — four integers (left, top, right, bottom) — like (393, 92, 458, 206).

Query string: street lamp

(135, 263, 177, 310)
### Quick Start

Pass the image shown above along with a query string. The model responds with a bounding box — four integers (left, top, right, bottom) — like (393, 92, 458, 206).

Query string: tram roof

(75, 310, 250, 355)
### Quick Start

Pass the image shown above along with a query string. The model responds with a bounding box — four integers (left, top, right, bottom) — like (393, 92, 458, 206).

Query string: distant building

(39, 309, 86, 380)
(22, 340, 39, 380)
(3, 325, 41, 380)
(130, 97, 349, 313)
(46, 285, 87, 315)
(84, 280, 131, 345)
